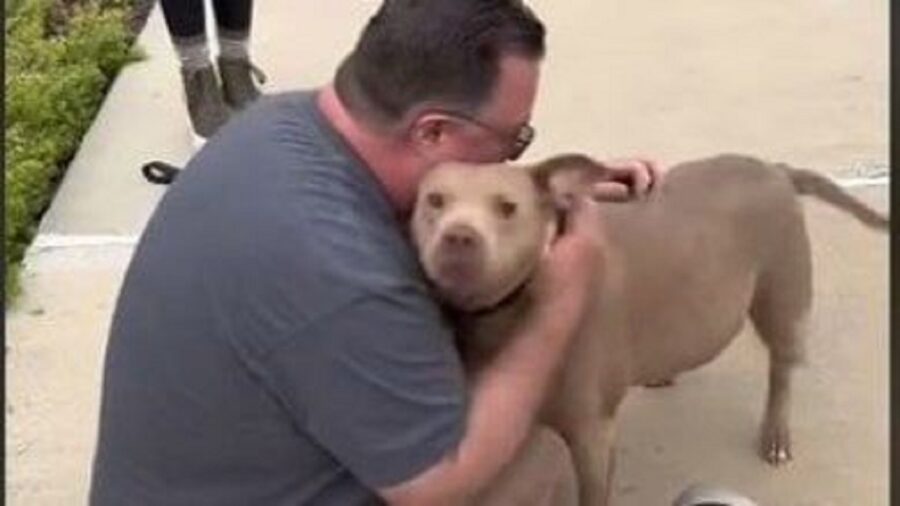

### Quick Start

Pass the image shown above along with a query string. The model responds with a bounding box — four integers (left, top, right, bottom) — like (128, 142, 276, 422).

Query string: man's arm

(379, 197, 606, 505)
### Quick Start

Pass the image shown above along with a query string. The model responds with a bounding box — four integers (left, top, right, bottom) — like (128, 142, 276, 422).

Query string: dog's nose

(441, 224, 482, 252)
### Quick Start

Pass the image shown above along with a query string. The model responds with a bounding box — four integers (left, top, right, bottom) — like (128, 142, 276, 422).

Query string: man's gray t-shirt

(90, 91, 466, 505)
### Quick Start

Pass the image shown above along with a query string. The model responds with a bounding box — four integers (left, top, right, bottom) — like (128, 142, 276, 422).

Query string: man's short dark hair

(335, 0, 546, 125)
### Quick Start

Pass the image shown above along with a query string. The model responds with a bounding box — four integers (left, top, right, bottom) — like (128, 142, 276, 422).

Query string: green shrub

(5, 0, 140, 303)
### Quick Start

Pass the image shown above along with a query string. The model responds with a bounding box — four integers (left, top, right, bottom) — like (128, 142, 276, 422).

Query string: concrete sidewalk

(6, 0, 889, 504)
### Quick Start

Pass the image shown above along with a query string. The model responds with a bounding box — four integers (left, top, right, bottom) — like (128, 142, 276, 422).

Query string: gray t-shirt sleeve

(262, 286, 467, 490)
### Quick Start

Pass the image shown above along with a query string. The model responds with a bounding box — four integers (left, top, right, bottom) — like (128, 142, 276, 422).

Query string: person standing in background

(159, 0, 266, 146)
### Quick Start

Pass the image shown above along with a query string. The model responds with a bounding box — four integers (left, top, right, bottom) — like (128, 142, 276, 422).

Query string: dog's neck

(460, 277, 532, 318)
(448, 276, 538, 370)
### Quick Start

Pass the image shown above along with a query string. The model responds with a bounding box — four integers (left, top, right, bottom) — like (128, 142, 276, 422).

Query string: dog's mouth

(430, 259, 482, 306)
(436, 259, 479, 284)
(427, 257, 538, 315)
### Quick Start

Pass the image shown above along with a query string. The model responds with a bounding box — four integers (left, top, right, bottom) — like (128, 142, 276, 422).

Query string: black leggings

(159, 0, 253, 39)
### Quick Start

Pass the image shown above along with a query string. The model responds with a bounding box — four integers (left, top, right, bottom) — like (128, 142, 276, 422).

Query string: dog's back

(593, 156, 795, 383)
(595, 154, 887, 384)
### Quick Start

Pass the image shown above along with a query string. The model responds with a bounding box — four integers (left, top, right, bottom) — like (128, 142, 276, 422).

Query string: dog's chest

(454, 293, 535, 373)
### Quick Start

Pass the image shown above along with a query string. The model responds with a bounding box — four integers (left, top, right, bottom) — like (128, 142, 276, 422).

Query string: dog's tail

(782, 165, 889, 231)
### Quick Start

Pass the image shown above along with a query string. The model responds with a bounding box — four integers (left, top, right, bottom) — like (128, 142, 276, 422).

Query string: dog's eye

(426, 192, 445, 210)
(495, 198, 518, 219)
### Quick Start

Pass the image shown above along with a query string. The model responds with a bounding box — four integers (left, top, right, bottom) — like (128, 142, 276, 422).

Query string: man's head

(335, 0, 545, 164)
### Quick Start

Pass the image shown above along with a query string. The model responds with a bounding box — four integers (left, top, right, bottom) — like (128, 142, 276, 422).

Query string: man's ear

(409, 113, 451, 149)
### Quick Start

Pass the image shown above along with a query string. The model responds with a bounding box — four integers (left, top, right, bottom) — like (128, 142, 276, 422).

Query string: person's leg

(211, 0, 253, 35)
(159, 0, 207, 40)
(159, 0, 229, 144)
(475, 427, 578, 506)
(211, 0, 265, 110)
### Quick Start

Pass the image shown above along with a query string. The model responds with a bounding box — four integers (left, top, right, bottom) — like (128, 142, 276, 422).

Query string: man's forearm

(448, 294, 586, 498)
(463, 325, 571, 475)
(380, 299, 584, 506)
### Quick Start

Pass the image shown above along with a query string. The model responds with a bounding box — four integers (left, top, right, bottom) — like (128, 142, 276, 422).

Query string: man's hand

(532, 195, 607, 325)
(590, 157, 667, 202)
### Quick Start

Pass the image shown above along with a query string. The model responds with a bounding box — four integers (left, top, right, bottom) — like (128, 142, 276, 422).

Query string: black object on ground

(141, 161, 182, 185)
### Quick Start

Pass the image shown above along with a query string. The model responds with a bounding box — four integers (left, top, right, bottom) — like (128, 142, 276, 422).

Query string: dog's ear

(529, 153, 602, 212)
(527, 153, 602, 236)
(529, 153, 600, 194)
(530, 153, 637, 207)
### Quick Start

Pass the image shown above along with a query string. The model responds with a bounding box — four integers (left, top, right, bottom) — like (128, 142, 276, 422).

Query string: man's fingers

(591, 181, 631, 202)
(599, 159, 649, 196)
(644, 158, 668, 191)
(597, 157, 667, 196)
(629, 161, 652, 196)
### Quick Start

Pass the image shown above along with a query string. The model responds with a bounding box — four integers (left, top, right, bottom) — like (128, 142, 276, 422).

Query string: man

(89, 1, 663, 504)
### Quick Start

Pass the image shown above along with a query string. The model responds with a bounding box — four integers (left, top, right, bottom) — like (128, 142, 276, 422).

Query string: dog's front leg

(558, 415, 618, 506)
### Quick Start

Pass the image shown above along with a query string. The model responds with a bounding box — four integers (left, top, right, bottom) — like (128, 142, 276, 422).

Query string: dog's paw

(759, 422, 792, 466)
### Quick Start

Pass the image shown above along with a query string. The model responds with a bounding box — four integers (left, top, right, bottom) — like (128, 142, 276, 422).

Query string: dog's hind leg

(748, 210, 813, 466)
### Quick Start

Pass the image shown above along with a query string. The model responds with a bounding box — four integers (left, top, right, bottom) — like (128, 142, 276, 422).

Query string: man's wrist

(528, 291, 586, 347)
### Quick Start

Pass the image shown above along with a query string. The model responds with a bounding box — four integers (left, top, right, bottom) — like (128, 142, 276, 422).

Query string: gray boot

(180, 65, 231, 140)
(217, 56, 267, 110)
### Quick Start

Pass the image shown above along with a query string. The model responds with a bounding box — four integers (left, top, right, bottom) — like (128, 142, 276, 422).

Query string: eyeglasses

(435, 109, 536, 161)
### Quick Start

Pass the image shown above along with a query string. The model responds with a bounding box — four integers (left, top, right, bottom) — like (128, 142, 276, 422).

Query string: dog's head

(411, 154, 606, 312)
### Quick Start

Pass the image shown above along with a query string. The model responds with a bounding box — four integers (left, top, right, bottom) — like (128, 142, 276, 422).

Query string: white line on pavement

(832, 176, 890, 188)
(30, 234, 139, 252)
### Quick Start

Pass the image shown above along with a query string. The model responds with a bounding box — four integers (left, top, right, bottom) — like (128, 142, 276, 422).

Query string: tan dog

(410, 153, 889, 506)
